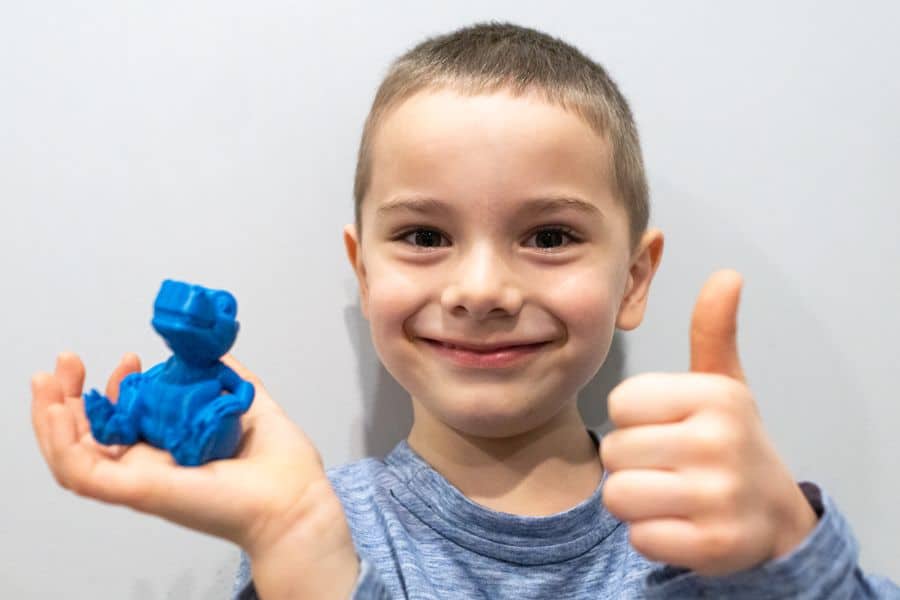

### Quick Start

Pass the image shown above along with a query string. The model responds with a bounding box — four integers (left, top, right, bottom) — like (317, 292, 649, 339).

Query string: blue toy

(84, 280, 255, 466)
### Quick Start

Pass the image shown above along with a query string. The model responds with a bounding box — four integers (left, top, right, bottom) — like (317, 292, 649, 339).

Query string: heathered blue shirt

(233, 430, 900, 599)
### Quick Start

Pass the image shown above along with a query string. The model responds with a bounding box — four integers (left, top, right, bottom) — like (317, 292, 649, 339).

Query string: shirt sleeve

(231, 551, 392, 600)
(642, 482, 900, 599)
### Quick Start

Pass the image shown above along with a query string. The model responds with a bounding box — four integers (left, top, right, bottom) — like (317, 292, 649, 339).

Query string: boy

(32, 22, 899, 599)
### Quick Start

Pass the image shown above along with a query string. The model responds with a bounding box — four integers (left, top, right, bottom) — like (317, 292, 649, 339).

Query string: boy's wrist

(770, 481, 819, 560)
(247, 478, 360, 600)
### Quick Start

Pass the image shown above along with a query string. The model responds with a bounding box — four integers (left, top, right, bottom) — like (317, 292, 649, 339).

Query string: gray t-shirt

(233, 430, 899, 599)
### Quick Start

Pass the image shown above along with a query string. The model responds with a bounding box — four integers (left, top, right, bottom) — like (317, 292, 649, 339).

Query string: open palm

(31, 352, 337, 555)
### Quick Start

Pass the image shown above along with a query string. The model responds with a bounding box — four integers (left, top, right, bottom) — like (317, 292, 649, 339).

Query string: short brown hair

(353, 21, 649, 249)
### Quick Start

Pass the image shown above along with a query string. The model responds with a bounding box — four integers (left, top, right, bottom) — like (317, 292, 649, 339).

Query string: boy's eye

(525, 227, 579, 250)
(396, 227, 581, 251)
(400, 228, 450, 248)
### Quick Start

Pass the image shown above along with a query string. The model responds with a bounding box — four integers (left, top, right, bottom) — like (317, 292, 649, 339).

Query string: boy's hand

(600, 270, 818, 576)
(31, 353, 359, 599)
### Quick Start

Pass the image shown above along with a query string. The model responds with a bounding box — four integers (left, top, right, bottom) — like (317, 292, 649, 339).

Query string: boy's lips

(419, 337, 553, 369)
(422, 338, 551, 353)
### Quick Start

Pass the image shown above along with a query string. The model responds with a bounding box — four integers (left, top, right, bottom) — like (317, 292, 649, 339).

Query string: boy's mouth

(421, 338, 551, 353)
(420, 338, 551, 369)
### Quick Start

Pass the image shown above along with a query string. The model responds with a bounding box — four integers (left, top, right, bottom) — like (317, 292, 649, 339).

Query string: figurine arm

(218, 365, 255, 412)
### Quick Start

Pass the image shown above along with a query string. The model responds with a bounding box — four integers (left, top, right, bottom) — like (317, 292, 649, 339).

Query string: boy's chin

(431, 398, 570, 440)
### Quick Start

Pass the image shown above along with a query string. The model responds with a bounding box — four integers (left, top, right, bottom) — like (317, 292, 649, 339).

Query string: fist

(600, 270, 818, 576)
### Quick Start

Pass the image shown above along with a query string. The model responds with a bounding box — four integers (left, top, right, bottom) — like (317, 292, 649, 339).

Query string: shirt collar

(383, 428, 621, 565)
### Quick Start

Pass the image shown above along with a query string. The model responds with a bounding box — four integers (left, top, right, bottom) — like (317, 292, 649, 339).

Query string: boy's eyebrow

(377, 196, 453, 218)
(519, 196, 603, 218)
(376, 195, 603, 219)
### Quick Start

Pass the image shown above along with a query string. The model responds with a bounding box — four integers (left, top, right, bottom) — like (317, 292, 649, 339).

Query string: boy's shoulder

(324, 439, 435, 519)
(325, 451, 402, 507)
(326, 455, 387, 486)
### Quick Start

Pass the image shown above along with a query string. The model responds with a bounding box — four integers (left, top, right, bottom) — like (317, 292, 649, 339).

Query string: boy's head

(344, 22, 663, 441)
(353, 21, 650, 249)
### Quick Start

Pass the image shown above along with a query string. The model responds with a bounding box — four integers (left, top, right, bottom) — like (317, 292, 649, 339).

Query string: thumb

(690, 269, 745, 381)
(221, 353, 263, 387)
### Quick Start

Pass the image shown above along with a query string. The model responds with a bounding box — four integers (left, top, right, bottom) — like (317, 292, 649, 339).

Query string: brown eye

(535, 230, 564, 248)
(526, 227, 579, 250)
(401, 228, 448, 248)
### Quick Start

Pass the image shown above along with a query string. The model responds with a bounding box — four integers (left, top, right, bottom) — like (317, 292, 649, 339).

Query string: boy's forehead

(368, 88, 616, 217)
(377, 88, 606, 154)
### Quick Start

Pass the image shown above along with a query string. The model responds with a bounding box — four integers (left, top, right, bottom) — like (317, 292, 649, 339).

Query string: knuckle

(691, 420, 741, 461)
(50, 466, 72, 491)
(602, 473, 625, 514)
(606, 390, 626, 424)
(692, 424, 727, 458)
(718, 377, 754, 412)
(30, 372, 46, 389)
(700, 525, 741, 563)
(627, 523, 656, 559)
(707, 473, 743, 508)
(68, 478, 90, 498)
(599, 434, 619, 472)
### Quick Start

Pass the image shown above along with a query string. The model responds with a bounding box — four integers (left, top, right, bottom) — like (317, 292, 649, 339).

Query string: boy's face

(345, 88, 661, 439)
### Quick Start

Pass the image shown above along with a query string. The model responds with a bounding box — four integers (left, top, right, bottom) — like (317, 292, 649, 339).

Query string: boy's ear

(343, 223, 370, 319)
(616, 228, 664, 330)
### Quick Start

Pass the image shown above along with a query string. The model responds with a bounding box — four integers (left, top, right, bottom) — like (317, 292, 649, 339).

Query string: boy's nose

(440, 244, 524, 320)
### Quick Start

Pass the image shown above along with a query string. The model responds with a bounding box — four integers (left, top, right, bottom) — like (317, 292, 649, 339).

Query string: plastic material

(84, 279, 255, 466)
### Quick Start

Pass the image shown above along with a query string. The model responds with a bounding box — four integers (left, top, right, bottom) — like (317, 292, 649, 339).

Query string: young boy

(32, 22, 899, 599)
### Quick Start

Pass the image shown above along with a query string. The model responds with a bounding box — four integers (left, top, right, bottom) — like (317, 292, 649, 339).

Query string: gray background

(3, 1, 898, 597)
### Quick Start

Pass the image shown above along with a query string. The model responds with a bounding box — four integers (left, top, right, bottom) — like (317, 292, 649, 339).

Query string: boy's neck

(406, 401, 604, 517)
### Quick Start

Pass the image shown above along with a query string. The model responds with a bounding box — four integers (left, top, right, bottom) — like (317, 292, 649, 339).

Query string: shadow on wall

(343, 303, 626, 458)
(343, 304, 413, 459)
(578, 331, 626, 434)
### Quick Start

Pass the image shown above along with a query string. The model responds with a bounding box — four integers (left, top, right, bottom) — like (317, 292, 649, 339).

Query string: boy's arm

(643, 482, 900, 599)
(232, 479, 392, 600)
(601, 271, 900, 595)
(245, 479, 359, 599)
(234, 556, 390, 600)
(32, 352, 377, 599)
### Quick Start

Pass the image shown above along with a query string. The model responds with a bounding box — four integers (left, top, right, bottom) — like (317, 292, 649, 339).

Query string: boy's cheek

(548, 273, 620, 336)
(362, 274, 429, 359)
(548, 280, 622, 383)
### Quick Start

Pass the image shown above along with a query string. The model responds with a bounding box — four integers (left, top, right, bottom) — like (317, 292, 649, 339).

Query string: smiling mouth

(421, 338, 551, 353)
(419, 337, 551, 369)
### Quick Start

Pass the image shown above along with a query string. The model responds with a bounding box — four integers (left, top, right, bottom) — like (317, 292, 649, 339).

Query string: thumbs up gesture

(601, 270, 818, 576)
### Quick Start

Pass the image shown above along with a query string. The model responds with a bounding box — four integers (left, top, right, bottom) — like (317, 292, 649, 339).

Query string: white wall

(3, 1, 898, 597)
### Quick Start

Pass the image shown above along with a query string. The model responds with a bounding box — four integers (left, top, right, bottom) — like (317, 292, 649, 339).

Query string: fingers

(54, 353, 91, 438)
(221, 354, 259, 386)
(221, 354, 279, 417)
(607, 373, 738, 428)
(31, 372, 64, 463)
(45, 406, 145, 505)
(601, 424, 691, 472)
(45, 399, 85, 490)
(608, 374, 692, 427)
(628, 517, 747, 576)
(689, 269, 745, 381)
(105, 353, 142, 402)
(34, 353, 246, 536)
(604, 470, 695, 521)
(43, 399, 165, 507)
(55, 352, 85, 397)
(627, 518, 702, 567)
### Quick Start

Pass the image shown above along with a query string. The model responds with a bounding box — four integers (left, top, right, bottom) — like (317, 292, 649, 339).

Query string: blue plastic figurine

(84, 280, 255, 466)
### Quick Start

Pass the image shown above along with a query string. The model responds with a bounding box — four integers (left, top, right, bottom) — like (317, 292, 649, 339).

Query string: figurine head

(151, 280, 240, 366)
